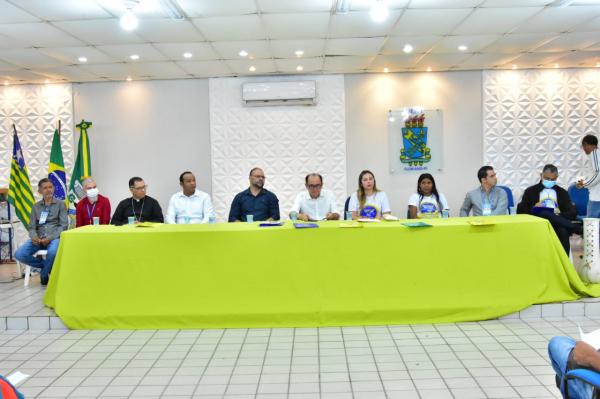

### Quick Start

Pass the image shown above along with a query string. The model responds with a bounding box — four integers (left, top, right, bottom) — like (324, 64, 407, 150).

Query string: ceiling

(1, 0, 600, 84)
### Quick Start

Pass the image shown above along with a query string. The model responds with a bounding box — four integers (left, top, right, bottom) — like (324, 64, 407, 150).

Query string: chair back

(497, 185, 515, 214)
(344, 196, 350, 213)
(568, 183, 589, 218)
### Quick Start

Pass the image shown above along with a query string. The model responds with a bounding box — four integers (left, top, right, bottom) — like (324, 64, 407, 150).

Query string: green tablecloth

(43, 215, 600, 329)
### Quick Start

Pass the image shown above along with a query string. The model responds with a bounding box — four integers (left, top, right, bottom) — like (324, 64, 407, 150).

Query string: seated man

(15, 178, 68, 285)
(166, 171, 215, 224)
(290, 173, 339, 221)
(460, 165, 508, 216)
(548, 336, 600, 399)
(75, 177, 111, 227)
(517, 164, 581, 254)
(228, 167, 280, 222)
(111, 176, 164, 225)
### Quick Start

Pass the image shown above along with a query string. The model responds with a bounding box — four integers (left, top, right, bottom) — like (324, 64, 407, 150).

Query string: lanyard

(131, 198, 145, 222)
(87, 202, 98, 224)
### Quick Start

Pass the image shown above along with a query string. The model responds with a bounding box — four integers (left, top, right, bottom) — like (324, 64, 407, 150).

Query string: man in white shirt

(577, 135, 600, 217)
(290, 173, 340, 221)
(166, 171, 215, 224)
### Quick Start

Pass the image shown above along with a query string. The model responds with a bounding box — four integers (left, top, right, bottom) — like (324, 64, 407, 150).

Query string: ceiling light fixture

(388, 110, 395, 122)
(45, 79, 50, 84)
(512, 64, 518, 70)
(130, 54, 139, 60)
(383, 67, 389, 73)
(296, 65, 303, 71)
(427, 66, 432, 72)
(3, 81, 8, 86)
(554, 63, 560, 68)
(403, 44, 413, 53)
(126, 76, 133, 82)
(239, 50, 248, 57)
(183, 52, 193, 59)
(249, 66, 256, 72)
(120, 9, 139, 31)
(295, 50, 304, 57)
(370, 0, 389, 22)
(78, 56, 88, 63)
(458, 45, 468, 52)
(596, 62, 600, 67)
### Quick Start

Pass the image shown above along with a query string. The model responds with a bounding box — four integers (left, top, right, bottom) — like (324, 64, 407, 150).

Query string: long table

(43, 215, 600, 329)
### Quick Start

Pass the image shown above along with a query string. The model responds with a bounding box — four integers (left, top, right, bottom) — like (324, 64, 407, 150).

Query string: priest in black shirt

(111, 176, 164, 225)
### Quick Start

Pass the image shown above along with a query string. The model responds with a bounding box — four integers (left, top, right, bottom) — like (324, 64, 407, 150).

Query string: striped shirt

(584, 148, 600, 201)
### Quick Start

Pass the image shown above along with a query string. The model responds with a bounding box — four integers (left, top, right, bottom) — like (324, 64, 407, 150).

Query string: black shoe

(40, 276, 49, 286)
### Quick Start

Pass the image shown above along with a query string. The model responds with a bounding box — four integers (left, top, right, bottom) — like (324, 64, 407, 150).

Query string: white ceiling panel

(369, 54, 421, 70)
(33, 65, 101, 81)
(257, 0, 332, 13)
(533, 32, 600, 52)
(0, 49, 68, 68)
(94, 0, 171, 18)
(211, 41, 271, 60)
(0, 0, 39, 23)
(431, 34, 501, 53)
(153, 42, 219, 61)
(96, 44, 168, 62)
(453, 7, 543, 35)
(456, 53, 521, 69)
(37, 47, 116, 65)
(128, 62, 187, 78)
(177, 0, 257, 17)
(586, 41, 600, 51)
(135, 20, 205, 42)
(54, 20, 146, 45)
(481, 0, 551, 6)
(507, 52, 568, 68)
(513, 6, 600, 34)
(0, 32, 28, 50)
(262, 13, 330, 39)
(16, 0, 111, 20)
(80, 63, 136, 79)
(177, 60, 232, 76)
(329, 11, 401, 38)
(270, 39, 326, 58)
(414, 53, 471, 68)
(0, 59, 19, 71)
(481, 33, 557, 53)
(381, 35, 441, 55)
(325, 37, 386, 56)
(322, 55, 374, 72)
(0, 22, 83, 47)
(192, 15, 265, 41)
(275, 57, 323, 73)
(408, 0, 483, 8)
(572, 15, 600, 32)
(0, 69, 49, 83)
(552, 51, 600, 67)
(391, 9, 472, 36)
(350, 0, 410, 10)
(225, 58, 277, 74)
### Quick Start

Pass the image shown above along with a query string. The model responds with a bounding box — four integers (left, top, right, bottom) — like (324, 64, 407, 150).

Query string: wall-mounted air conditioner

(242, 81, 317, 106)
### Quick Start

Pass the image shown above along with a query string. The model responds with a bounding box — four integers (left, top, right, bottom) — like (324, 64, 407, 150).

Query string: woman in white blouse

(348, 170, 391, 219)
(408, 173, 449, 219)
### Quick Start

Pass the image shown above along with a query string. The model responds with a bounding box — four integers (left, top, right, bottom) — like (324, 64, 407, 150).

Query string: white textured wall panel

(483, 69, 600, 200)
(209, 75, 347, 221)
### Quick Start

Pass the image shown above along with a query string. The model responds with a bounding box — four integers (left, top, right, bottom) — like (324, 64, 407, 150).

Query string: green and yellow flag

(67, 120, 92, 214)
(8, 127, 35, 226)
(48, 127, 67, 205)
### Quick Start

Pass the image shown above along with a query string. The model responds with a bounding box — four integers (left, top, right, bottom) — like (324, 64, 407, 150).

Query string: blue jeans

(548, 336, 594, 399)
(587, 201, 600, 218)
(15, 238, 60, 281)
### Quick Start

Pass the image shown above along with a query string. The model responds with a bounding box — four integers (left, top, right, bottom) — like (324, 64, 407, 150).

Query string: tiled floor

(2, 317, 597, 399)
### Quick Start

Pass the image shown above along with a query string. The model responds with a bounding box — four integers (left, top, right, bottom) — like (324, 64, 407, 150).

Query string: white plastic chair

(24, 249, 47, 287)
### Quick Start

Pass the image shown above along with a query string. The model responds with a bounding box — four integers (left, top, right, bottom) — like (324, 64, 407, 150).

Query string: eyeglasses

(131, 185, 147, 191)
(307, 184, 322, 189)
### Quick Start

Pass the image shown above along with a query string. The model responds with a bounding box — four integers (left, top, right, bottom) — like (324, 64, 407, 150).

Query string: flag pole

(12, 123, 17, 135)
(58, 120, 61, 136)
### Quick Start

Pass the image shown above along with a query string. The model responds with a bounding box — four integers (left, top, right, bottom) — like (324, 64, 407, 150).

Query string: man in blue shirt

(228, 167, 280, 222)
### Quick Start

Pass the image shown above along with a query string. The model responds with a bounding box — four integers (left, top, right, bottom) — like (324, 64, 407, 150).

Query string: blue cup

(345, 211, 353, 221)
(246, 214, 254, 223)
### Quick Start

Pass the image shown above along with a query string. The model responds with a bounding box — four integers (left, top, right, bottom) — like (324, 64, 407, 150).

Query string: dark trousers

(536, 210, 579, 254)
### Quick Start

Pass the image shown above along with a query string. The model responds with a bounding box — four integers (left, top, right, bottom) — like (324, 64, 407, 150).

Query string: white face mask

(86, 187, 99, 200)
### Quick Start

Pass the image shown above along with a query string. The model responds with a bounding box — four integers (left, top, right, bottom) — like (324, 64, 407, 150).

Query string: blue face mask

(542, 179, 556, 189)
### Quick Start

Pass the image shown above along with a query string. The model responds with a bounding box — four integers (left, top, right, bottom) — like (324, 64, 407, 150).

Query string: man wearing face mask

(75, 177, 111, 227)
(517, 164, 581, 254)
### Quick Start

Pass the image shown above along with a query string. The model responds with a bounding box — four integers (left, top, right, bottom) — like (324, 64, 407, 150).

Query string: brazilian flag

(48, 128, 67, 205)
(8, 130, 35, 226)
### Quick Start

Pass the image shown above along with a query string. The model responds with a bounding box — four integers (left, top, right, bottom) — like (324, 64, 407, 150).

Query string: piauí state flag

(8, 131, 35, 226)
(48, 128, 67, 205)
(67, 120, 92, 213)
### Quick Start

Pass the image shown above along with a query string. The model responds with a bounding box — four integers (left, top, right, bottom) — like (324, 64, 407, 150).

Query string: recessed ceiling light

(512, 64, 518, 70)
(458, 45, 468, 52)
(296, 65, 303, 71)
(126, 76, 132, 82)
(239, 50, 248, 57)
(370, 0, 389, 22)
(427, 66, 432, 72)
(45, 79, 50, 84)
(403, 44, 413, 54)
(120, 10, 138, 31)
(3, 81, 8, 86)
(183, 52, 193, 59)
(78, 56, 87, 63)
(295, 50, 304, 57)
(383, 67, 389, 73)
(596, 62, 600, 67)
(130, 54, 139, 60)
(554, 63, 560, 68)
(249, 66, 256, 72)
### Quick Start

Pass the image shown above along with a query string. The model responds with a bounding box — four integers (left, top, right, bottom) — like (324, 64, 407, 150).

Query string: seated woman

(348, 170, 391, 219)
(408, 173, 449, 219)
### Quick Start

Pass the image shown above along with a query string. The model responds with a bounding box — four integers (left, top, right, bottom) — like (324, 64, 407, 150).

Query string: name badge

(482, 204, 492, 217)
(39, 211, 49, 225)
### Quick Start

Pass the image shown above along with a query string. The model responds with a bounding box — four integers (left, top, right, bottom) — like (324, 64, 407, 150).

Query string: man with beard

(228, 167, 280, 222)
